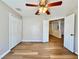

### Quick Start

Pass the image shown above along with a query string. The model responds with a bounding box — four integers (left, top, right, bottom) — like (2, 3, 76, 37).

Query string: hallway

(3, 35, 77, 59)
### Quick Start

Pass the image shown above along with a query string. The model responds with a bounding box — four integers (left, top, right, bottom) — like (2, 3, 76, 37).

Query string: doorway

(49, 18, 64, 43)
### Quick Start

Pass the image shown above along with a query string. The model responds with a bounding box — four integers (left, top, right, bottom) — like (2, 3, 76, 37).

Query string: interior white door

(64, 14, 75, 52)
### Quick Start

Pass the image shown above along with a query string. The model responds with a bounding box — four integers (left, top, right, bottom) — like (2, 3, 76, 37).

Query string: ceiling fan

(25, 0, 62, 15)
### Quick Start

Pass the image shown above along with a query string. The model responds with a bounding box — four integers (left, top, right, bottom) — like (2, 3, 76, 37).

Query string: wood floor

(3, 35, 77, 59)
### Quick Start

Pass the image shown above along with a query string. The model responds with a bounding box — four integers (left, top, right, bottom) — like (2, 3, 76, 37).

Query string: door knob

(70, 34, 74, 36)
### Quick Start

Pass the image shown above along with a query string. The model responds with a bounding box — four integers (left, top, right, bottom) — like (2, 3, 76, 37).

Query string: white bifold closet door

(9, 13, 22, 49)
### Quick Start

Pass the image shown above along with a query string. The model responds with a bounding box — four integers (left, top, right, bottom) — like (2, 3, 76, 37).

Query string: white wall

(0, 2, 9, 56)
(23, 16, 44, 42)
(43, 20, 49, 42)
(0, 0, 22, 58)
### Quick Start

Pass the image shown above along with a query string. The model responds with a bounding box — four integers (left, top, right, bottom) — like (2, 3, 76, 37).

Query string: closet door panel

(9, 13, 22, 49)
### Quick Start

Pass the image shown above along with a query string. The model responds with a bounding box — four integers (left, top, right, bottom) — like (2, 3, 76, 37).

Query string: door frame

(43, 17, 64, 42)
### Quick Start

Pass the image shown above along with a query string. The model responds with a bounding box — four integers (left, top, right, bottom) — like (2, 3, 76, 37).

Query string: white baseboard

(0, 49, 11, 59)
(22, 40, 42, 42)
(42, 41, 48, 42)
(75, 51, 78, 55)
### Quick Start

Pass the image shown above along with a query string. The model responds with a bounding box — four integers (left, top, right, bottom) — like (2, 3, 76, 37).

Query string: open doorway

(49, 18, 64, 46)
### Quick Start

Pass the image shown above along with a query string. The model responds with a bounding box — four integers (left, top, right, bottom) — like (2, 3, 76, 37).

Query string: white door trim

(43, 17, 64, 42)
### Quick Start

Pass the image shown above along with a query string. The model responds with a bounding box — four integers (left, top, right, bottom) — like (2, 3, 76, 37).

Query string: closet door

(9, 14, 17, 49)
(9, 13, 22, 49)
(16, 18, 22, 44)
(9, 14, 14, 49)
(17, 20, 22, 42)
(12, 17, 18, 48)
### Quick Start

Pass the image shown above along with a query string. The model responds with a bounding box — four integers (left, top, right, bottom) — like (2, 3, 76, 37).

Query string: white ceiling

(2, 0, 77, 17)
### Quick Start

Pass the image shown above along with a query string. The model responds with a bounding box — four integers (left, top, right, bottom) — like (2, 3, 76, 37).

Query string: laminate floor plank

(3, 35, 77, 59)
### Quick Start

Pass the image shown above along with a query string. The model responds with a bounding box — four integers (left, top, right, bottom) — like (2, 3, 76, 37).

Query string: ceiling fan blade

(35, 10, 40, 15)
(46, 10, 50, 15)
(48, 1, 62, 7)
(25, 3, 38, 7)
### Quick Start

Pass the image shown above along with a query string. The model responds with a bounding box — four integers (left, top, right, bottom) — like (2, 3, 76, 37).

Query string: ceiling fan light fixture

(39, 7, 48, 13)
(43, 7, 48, 13)
(39, 7, 43, 13)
